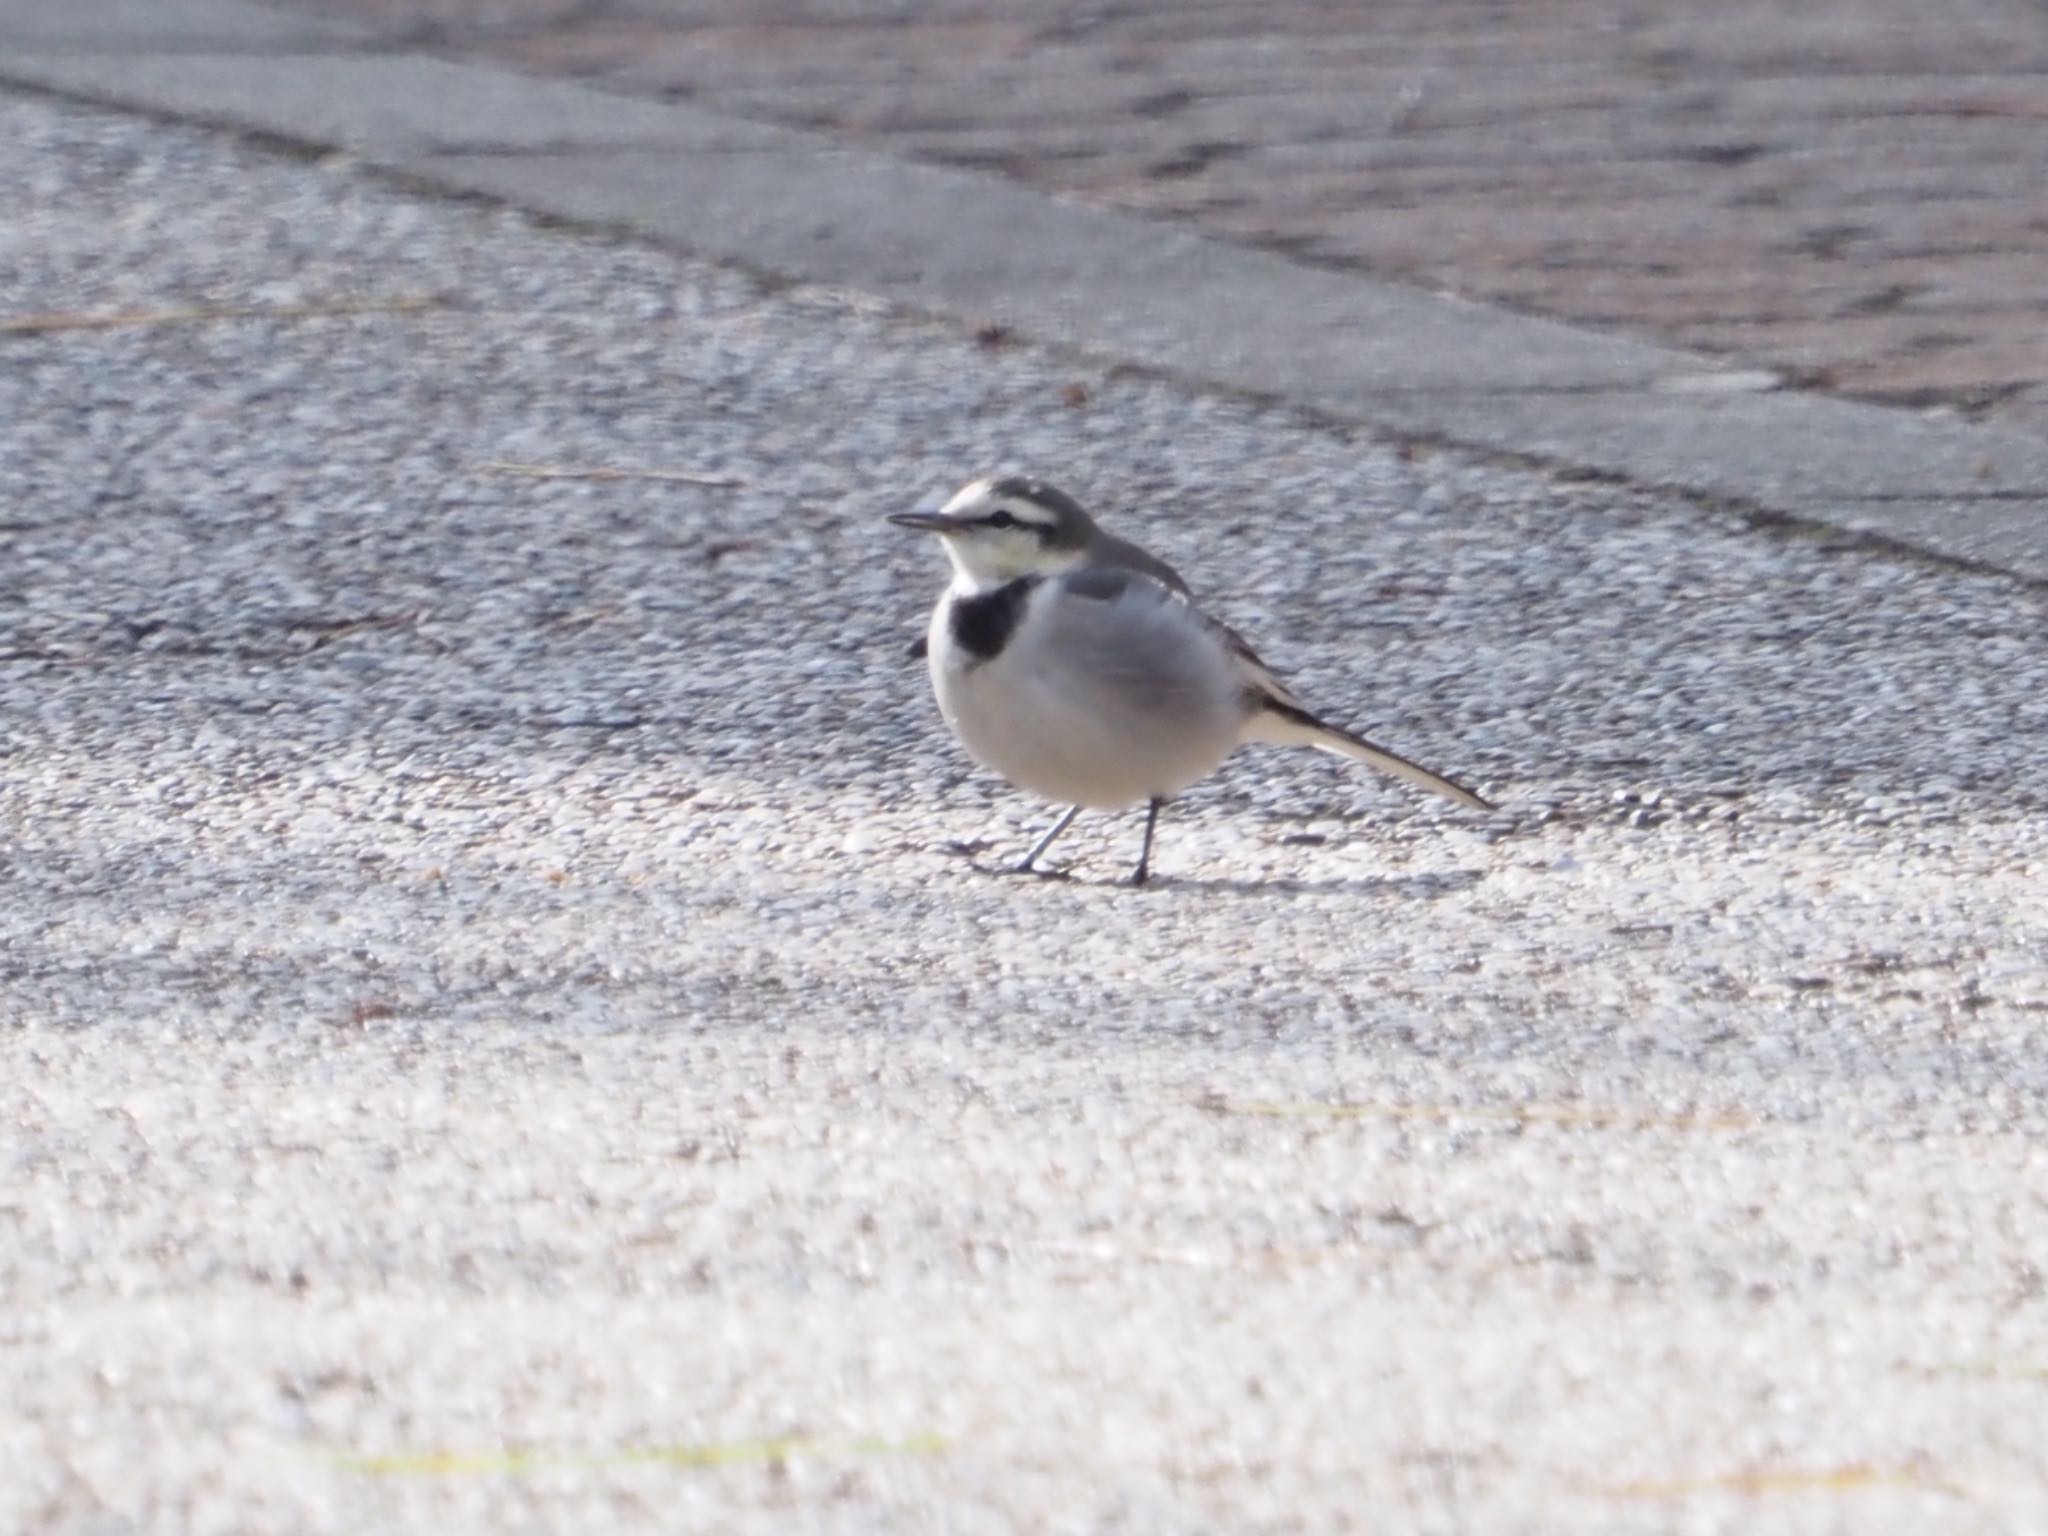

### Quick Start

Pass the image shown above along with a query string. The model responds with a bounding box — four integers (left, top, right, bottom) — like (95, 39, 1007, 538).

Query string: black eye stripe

(983, 507, 1057, 540)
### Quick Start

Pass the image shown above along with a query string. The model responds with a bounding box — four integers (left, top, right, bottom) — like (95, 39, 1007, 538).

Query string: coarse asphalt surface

(5, 91, 2048, 1533)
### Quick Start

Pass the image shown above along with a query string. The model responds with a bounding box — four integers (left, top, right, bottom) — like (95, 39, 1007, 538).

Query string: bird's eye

(985, 509, 1017, 529)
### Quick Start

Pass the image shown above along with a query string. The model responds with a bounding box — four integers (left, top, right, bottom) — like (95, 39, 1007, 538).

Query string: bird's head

(889, 476, 1100, 585)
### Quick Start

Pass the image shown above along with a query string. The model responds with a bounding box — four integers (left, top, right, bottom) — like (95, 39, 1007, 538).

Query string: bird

(889, 475, 1491, 885)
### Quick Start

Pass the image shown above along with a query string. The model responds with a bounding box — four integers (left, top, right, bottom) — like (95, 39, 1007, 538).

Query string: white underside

(929, 579, 1247, 810)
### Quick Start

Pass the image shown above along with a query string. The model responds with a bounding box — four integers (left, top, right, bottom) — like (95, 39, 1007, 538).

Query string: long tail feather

(1247, 699, 1492, 812)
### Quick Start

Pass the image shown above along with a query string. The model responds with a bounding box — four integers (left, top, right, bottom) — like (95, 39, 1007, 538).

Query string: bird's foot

(942, 837, 1077, 881)
(1008, 859, 1074, 882)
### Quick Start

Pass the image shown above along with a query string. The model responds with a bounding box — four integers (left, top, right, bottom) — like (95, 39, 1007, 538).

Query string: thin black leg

(1018, 805, 1082, 873)
(1129, 797, 1163, 886)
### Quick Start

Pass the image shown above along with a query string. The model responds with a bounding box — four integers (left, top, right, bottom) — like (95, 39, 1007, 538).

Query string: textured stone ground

(5, 93, 2048, 1534)
(262, 0, 2048, 438)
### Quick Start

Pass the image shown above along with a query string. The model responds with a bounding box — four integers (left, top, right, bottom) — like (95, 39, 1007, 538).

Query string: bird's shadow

(1158, 867, 1488, 900)
(940, 840, 1485, 900)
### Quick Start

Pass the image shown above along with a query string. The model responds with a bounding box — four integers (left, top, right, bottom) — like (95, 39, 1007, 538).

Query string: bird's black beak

(887, 509, 963, 533)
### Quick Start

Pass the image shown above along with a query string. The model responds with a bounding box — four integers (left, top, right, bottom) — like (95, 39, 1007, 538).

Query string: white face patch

(942, 510, 1081, 586)
(926, 477, 1094, 587)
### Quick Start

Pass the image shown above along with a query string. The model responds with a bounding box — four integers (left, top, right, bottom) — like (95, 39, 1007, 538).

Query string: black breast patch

(947, 577, 1038, 663)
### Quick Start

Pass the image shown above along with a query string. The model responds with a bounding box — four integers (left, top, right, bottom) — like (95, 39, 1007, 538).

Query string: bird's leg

(1017, 805, 1082, 874)
(1128, 797, 1163, 886)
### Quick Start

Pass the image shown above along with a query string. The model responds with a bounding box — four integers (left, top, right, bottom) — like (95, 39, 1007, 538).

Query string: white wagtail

(890, 475, 1491, 884)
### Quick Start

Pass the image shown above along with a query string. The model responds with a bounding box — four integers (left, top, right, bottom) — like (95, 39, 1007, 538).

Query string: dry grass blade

(0, 295, 445, 335)
(1594, 1461, 1966, 1500)
(335, 1432, 948, 1477)
(470, 460, 748, 489)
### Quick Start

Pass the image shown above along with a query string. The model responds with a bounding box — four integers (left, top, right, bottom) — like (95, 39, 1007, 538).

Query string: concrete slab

(0, 50, 787, 152)
(1366, 389, 2048, 503)
(0, 0, 363, 49)
(402, 145, 1702, 392)
(264, 0, 2048, 439)
(2, 0, 2044, 583)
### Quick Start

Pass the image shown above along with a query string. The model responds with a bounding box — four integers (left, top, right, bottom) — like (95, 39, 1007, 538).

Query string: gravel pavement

(5, 92, 2048, 1534)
